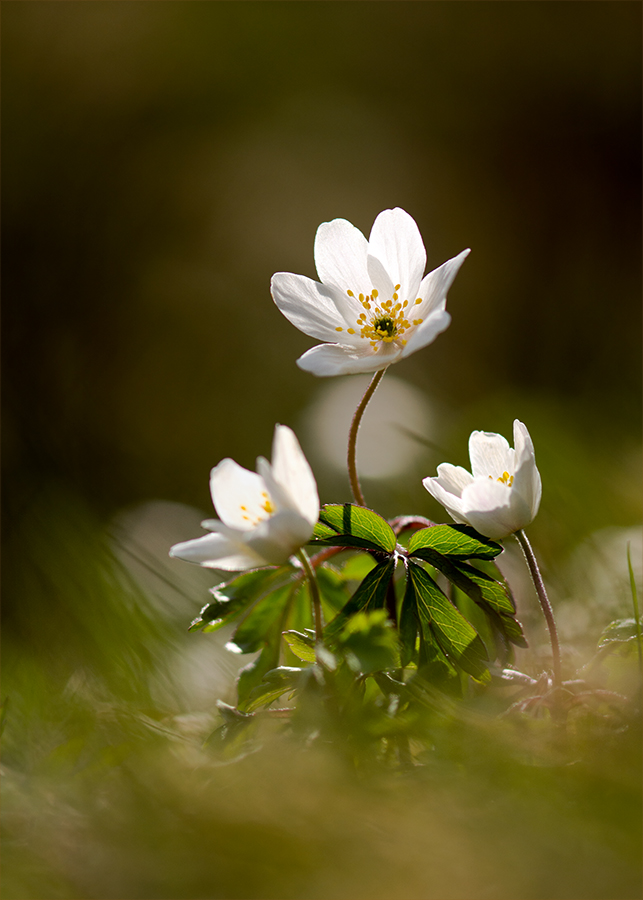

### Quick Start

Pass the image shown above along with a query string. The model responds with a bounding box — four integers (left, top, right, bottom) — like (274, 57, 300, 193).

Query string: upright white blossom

(271, 207, 469, 376)
(422, 420, 542, 540)
(170, 425, 319, 570)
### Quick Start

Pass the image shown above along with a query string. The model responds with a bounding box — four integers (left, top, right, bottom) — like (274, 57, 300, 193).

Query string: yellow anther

(372, 289, 378, 298)
(359, 293, 364, 301)
(403, 300, 408, 308)
(347, 289, 354, 297)
(392, 292, 398, 301)
(395, 284, 401, 291)
(336, 326, 343, 331)
(496, 471, 514, 486)
(401, 339, 407, 346)
(415, 297, 422, 305)
(347, 328, 355, 334)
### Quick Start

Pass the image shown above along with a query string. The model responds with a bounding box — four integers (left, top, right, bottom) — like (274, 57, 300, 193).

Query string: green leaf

(407, 561, 489, 681)
(244, 666, 308, 713)
(311, 504, 397, 553)
(598, 617, 643, 649)
(399, 576, 419, 667)
(410, 547, 515, 616)
(337, 610, 400, 674)
(236, 642, 281, 710)
(325, 558, 396, 639)
(496, 612, 528, 649)
(189, 566, 292, 632)
(229, 583, 295, 653)
(283, 630, 316, 663)
(408, 524, 502, 560)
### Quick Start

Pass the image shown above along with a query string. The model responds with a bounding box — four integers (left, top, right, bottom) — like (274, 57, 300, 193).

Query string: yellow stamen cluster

(334, 283, 424, 349)
(240, 492, 275, 523)
(489, 471, 514, 486)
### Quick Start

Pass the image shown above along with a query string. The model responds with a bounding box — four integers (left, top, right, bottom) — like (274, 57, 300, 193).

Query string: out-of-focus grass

(2, 488, 641, 900)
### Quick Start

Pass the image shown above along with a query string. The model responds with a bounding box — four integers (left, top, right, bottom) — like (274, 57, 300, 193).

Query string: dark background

(4, 1, 641, 513)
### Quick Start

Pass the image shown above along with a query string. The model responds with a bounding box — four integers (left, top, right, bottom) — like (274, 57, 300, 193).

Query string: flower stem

(297, 549, 323, 644)
(347, 367, 387, 506)
(515, 529, 562, 689)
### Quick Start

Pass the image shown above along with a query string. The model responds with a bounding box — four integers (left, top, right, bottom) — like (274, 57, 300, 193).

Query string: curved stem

(297, 549, 323, 644)
(347, 367, 387, 506)
(515, 529, 562, 689)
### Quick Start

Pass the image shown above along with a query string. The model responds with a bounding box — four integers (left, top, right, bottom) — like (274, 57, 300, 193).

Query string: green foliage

(325, 558, 396, 638)
(191, 518, 529, 715)
(407, 524, 503, 560)
(312, 503, 397, 553)
(406, 562, 490, 682)
(597, 617, 643, 651)
(336, 610, 400, 674)
(188, 566, 292, 632)
(283, 630, 316, 663)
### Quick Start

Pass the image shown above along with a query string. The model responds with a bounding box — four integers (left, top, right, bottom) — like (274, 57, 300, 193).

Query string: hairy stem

(347, 367, 387, 506)
(298, 549, 323, 644)
(515, 529, 562, 689)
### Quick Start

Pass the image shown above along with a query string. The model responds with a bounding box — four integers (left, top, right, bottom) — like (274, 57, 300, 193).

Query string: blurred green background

(2, 3, 641, 899)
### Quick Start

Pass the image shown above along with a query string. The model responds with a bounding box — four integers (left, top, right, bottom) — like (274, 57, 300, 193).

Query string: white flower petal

(366, 253, 395, 300)
(296, 342, 399, 377)
(422, 476, 468, 524)
(415, 249, 470, 318)
(314, 218, 371, 295)
(255, 456, 292, 512)
(511, 422, 542, 520)
(460, 479, 522, 540)
(271, 273, 347, 342)
(468, 430, 514, 480)
(245, 509, 313, 566)
(271, 425, 319, 525)
(169, 532, 264, 570)
(400, 309, 451, 359)
(209, 459, 270, 531)
(368, 208, 426, 301)
(434, 462, 475, 498)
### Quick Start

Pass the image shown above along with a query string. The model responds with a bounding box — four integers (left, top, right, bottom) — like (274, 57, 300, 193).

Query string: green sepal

(407, 524, 502, 560)
(311, 504, 397, 553)
(325, 557, 396, 639)
(188, 566, 292, 633)
(407, 561, 490, 682)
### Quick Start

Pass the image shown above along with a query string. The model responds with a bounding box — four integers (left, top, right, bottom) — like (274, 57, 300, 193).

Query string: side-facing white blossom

(271, 207, 469, 376)
(170, 425, 319, 570)
(422, 420, 542, 540)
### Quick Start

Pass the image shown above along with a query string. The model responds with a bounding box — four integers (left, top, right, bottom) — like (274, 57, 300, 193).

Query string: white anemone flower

(271, 207, 469, 377)
(170, 425, 319, 570)
(422, 420, 542, 540)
